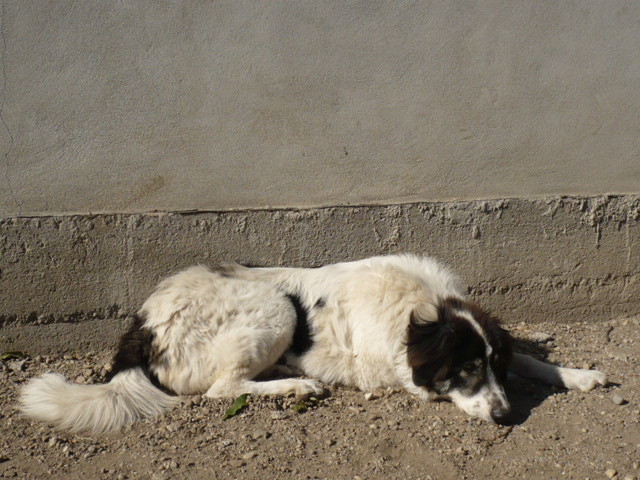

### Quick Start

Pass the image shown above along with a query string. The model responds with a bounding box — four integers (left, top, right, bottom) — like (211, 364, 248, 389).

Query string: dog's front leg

(510, 353, 607, 391)
(204, 376, 324, 399)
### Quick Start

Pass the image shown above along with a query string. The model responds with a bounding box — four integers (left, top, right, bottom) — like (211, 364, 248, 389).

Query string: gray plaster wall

(1, 1, 640, 216)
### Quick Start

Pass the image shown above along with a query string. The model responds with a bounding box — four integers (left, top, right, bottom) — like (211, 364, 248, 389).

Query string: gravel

(612, 393, 627, 406)
(0, 317, 639, 479)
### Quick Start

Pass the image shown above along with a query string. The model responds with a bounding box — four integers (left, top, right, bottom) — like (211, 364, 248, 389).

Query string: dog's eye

(460, 360, 479, 373)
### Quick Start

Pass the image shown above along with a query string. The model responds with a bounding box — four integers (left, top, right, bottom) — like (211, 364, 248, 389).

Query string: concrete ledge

(1, 195, 639, 353)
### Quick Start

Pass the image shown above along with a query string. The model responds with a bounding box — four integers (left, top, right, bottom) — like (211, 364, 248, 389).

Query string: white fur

(20, 254, 607, 433)
(20, 368, 177, 435)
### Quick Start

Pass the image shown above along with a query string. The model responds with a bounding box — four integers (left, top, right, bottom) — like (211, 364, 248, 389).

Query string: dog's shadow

(506, 338, 578, 425)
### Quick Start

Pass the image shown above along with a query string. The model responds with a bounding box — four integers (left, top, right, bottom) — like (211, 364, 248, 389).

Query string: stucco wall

(1, 196, 639, 353)
(1, 1, 640, 216)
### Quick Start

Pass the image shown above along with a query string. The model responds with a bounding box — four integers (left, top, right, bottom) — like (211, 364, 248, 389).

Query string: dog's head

(406, 297, 513, 423)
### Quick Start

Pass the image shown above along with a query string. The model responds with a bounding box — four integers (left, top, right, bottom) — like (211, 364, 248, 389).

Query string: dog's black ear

(406, 308, 455, 387)
(465, 303, 514, 381)
(486, 322, 513, 381)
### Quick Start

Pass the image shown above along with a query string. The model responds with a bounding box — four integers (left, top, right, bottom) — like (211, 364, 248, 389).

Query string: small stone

(530, 332, 553, 343)
(364, 392, 377, 401)
(8, 360, 26, 372)
(166, 422, 181, 433)
(251, 430, 271, 440)
(229, 459, 246, 469)
(241, 451, 258, 461)
(472, 225, 480, 239)
(325, 439, 336, 446)
(191, 395, 202, 405)
(270, 411, 288, 420)
(606, 469, 618, 479)
(47, 437, 58, 447)
(612, 394, 626, 405)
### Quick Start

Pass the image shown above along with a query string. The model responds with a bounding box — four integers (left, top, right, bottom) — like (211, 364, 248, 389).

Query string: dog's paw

(293, 379, 325, 399)
(566, 369, 607, 392)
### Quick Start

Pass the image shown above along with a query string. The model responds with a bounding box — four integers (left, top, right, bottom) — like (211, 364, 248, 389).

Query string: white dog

(20, 254, 607, 434)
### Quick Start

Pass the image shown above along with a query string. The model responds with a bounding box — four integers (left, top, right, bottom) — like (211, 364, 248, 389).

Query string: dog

(20, 254, 607, 434)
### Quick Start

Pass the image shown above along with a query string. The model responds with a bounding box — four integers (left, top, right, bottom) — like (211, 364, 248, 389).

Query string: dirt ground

(1, 316, 638, 480)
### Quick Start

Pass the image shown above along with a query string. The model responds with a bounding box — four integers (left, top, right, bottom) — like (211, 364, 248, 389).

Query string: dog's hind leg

(204, 376, 324, 399)
(510, 353, 607, 391)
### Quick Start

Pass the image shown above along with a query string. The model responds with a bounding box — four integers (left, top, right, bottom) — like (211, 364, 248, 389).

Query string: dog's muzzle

(490, 401, 512, 424)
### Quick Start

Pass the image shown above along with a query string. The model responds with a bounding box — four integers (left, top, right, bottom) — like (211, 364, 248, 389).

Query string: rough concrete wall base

(1, 195, 639, 354)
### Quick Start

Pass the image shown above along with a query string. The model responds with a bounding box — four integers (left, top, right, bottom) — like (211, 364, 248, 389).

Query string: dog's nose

(491, 405, 512, 424)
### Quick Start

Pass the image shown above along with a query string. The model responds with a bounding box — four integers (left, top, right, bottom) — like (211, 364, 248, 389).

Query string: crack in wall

(0, 1, 20, 215)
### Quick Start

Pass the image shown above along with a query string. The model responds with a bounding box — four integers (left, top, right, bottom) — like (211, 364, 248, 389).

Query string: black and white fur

(20, 255, 607, 434)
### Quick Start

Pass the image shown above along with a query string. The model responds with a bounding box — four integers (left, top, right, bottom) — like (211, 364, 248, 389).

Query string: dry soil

(1, 317, 639, 480)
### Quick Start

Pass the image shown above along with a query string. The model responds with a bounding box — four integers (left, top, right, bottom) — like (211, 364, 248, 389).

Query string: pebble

(251, 430, 271, 440)
(8, 360, 26, 373)
(151, 472, 171, 480)
(241, 451, 258, 461)
(605, 469, 618, 479)
(612, 394, 626, 405)
(270, 411, 288, 420)
(166, 422, 181, 433)
(530, 332, 554, 343)
(229, 459, 246, 469)
(364, 392, 377, 401)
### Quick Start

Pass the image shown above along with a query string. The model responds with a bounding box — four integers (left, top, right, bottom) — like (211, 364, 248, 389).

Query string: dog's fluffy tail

(20, 367, 178, 435)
